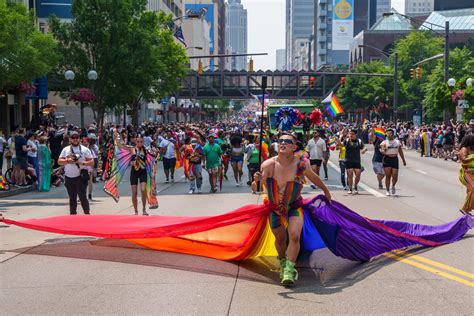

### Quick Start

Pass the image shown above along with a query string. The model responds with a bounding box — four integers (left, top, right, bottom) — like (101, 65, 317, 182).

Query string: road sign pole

(257, 76, 268, 193)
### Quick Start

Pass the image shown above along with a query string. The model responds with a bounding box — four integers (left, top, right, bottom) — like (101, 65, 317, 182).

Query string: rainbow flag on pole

(323, 92, 344, 118)
(362, 119, 368, 130)
(374, 127, 386, 140)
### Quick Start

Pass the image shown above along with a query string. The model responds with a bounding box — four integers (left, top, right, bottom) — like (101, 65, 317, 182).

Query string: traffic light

(415, 67, 422, 79)
(340, 76, 346, 87)
(198, 60, 203, 75)
(309, 76, 315, 89)
(410, 68, 415, 79)
(249, 57, 254, 72)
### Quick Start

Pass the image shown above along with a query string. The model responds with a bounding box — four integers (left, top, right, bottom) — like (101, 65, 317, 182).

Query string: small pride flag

(362, 119, 368, 130)
(323, 93, 344, 118)
(328, 136, 338, 147)
(374, 127, 386, 140)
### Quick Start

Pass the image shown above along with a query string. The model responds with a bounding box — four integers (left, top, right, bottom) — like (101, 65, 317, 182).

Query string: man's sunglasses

(278, 139, 294, 145)
(70, 136, 79, 139)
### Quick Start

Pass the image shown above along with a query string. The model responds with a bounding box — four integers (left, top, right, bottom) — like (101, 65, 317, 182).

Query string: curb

(0, 184, 36, 198)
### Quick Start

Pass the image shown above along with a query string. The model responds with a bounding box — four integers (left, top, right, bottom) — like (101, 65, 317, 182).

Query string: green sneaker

(278, 257, 286, 280)
(281, 259, 298, 286)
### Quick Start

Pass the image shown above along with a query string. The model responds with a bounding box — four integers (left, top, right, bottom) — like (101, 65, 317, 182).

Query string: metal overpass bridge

(175, 70, 393, 100)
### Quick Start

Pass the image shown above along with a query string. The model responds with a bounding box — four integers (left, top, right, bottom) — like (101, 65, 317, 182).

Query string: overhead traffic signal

(410, 68, 415, 79)
(309, 76, 315, 89)
(415, 67, 423, 79)
(249, 57, 254, 72)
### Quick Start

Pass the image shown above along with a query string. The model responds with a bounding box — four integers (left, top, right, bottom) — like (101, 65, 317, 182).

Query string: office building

(286, 0, 315, 70)
(434, 0, 474, 11)
(276, 49, 286, 70)
(405, 0, 434, 16)
(225, 0, 248, 71)
(184, 0, 226, 70)
(313, 0, 374, 69)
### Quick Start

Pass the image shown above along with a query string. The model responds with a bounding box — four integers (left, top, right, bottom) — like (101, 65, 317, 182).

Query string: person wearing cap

(58, 131, 94, 215)
(203, 134, 223, 193)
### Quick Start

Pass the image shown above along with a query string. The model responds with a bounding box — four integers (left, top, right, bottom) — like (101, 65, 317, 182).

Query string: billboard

(332, 0, 354, 51)
(184, 3, 215, 69)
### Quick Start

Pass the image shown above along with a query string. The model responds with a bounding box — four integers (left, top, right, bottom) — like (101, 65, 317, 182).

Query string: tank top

(462, 153, 474, 173)
(132, 148, 147, 171)
(266, 157, 306, 215)
(231, 146, 243, 156)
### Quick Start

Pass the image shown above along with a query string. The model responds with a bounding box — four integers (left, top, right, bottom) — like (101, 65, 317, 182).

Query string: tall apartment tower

(225, 0, 248, 70)
(285, 0, 315, 70)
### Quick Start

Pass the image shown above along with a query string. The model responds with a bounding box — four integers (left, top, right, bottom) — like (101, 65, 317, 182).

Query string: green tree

(0, 1, 59, 92)
(423, 47, 474, 121)
(338, 60, 394, 113)
(49, 0, 187, 127)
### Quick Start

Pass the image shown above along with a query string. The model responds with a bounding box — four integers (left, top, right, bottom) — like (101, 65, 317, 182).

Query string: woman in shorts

(381, 129, 407, 196)
(230, 133, 244, 186)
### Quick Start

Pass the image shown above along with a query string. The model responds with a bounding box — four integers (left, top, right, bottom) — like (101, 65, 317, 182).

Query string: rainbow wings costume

(1, 195, 472, 261)
(103, 146, 159, 209)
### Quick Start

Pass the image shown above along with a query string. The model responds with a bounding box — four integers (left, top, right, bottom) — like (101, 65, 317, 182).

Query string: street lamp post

(384, 12, 449, 121)
(64, 69, 98, 128)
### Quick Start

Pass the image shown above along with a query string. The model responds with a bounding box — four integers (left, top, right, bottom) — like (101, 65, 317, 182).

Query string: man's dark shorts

(310, 159, 323, 167)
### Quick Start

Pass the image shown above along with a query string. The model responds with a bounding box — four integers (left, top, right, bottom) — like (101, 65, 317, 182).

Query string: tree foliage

(49, 0, 187, 126)
(338, 60, 394, 111)
(423, 47, 474, 120)
(0, 1, 59, 92)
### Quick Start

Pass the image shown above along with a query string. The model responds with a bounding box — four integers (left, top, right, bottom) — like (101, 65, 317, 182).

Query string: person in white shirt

(158, 134, 176, 183)
(380, 129, 407, 196)
(0, 128, 5, 174)
(58, 131, 94, 215)
(306, 130, 327, 177)
(26, 133, 38, 172)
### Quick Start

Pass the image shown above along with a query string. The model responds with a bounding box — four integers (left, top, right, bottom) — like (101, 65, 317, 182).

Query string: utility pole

(393, 52, 398, 110)
(257, 76, 268, 192)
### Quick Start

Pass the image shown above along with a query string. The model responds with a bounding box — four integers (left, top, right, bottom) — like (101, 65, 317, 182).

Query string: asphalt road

(0, 147, 473, 315)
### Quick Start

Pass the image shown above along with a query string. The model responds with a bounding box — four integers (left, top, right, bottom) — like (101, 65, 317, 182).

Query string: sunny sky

(241, 0, 404, 70)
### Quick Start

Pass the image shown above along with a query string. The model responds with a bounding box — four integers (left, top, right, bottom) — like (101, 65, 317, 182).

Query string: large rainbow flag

(323, 92, 344, 118)
(1, 195, 472, 262)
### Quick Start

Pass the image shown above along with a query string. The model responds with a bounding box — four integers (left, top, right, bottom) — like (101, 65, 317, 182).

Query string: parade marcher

(244, 134, 267, 192)
(116, 133, 151, 215)
(336, 129, 348, 190)
(302, 112, 312, 142)
(370, 131, 385, 189)
(306, 130, 327, 187)
(380, 129, 406, 196)
(203, 134, 223, 193)
(229, 133, 244, 186)
(458, 134, 474, 215)
(37, 136, 51, 192)
(252, 132, 332, 286)
(321, 131, 330, 181)
(216, 130, 230, 180)
(443, 127, 455, 160)
(184, 138, 204, 194)
(158, 134, 176, 183)
(342, 129, 367, 195)
(58, 131, 94, 215)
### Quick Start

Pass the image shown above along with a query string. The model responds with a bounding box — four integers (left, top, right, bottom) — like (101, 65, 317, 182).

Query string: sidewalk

(0, 184, 36, 198)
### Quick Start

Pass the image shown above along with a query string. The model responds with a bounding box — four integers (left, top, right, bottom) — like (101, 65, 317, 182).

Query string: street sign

(457, 99, 469, 109)
(161, 97, 169, 106)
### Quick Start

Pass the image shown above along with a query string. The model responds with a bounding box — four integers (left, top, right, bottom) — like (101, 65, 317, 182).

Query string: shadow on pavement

(7, 238, 454, 292)
(0, 201, 70, 208)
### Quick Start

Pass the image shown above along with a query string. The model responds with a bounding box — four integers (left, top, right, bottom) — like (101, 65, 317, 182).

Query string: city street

(1, 150, 472, 315)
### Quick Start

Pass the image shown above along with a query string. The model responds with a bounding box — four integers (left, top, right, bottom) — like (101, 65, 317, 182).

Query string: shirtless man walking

(253, 132, 332, 286)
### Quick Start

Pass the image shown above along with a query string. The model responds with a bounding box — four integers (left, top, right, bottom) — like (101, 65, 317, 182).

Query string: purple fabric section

(302, 195, 473, 261)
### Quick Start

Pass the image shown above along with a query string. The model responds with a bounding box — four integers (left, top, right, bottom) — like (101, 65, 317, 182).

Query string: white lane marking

(327, 161, 386, 198)
(415, 169, 427, 175)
